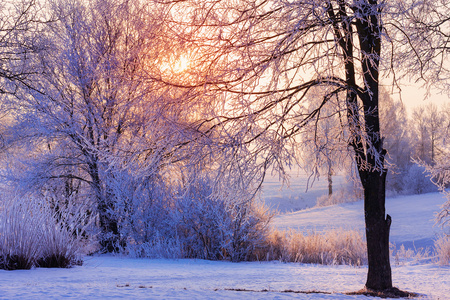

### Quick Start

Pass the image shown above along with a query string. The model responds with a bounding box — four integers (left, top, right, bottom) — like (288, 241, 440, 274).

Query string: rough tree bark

(354, 0, 393, 290)
(360, 170, 392, 290)
(329, 0, 393, 290)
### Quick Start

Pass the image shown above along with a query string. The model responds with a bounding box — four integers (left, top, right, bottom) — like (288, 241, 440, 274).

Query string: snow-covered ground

(272, 193, 446, 249)
(261, 170, 368, 213)
(1, 255, 449, 299)
(1, 180, 449, 299)
(261, 172, 348, 212)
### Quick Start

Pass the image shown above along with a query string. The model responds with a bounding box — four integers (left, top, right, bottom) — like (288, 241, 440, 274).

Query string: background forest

(0, 0, 449, 285)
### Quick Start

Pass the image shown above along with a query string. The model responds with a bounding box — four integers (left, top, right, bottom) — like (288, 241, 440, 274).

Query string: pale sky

(390, 82, 448, 115)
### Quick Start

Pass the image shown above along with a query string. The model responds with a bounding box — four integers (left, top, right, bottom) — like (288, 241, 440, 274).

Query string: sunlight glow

(172, 55, 190, 74)
(160, 53, 191, 78)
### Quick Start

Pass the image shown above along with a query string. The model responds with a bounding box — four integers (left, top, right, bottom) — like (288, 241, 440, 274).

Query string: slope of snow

(261, 172, 348, 212)
(272, 193, 446, 249)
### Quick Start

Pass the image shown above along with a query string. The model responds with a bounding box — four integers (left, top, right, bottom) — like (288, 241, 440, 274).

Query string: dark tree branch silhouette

(158, 0, 448, 293)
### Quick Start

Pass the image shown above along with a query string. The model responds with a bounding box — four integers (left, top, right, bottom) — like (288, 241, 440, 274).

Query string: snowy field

(1, 176, 449, 299)
(261, 172, 349, 212)
(272, 193, 445, 249)
(1, 254, 449, 299)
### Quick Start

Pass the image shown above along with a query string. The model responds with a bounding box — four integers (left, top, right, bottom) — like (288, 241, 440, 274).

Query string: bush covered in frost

(0, 195, 91, 270)
(401, 165, 437, 195)
(122, 176, 273, 261)
(174, 181, 272, 261)
(113, 173, 370, 265)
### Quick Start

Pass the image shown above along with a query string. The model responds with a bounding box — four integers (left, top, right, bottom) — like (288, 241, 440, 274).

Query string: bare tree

(388, 0, 450, 94)
(1, 0, 192, 252)
(2, 0, 255, 255)
(300, 95, 349, 197)
(411, 103, 447, 165)
(379, 90, 412, 193)
(418, 103, 450, 228)
(0, 0, 45, 94)
(158, 0, 449, 293)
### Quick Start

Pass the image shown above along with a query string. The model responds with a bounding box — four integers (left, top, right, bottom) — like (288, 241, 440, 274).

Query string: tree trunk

(327, 168, 333, 196)
(360, 169, 392, 290)
(88, 159, 121, 253)
(98, 198, 120, 253)
(348, 0, 393, 290)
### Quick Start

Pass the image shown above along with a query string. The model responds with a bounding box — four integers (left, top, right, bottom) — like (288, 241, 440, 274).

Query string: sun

(172, 55, 190, 74)
(160, 53, 191, 77)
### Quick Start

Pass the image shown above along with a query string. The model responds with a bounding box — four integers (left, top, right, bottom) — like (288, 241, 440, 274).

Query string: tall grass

(259, 228, 367, 265)
(435, 235, 450, 265)
(0, 198, 43, 269)
(0, 196, 91, 270)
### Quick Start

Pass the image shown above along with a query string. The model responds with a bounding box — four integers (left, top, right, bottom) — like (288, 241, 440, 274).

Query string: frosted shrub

(435, 235, 450, 265)
(115, 176, 181, 258)
(124, 176, 272, 262)
(173, 177, 273, 261)
(262, 228, 367, 265)
(0, 196, 90, 269)
(174, 183, 232, 260)
(172, 179, 269, 261)
(227, 200, 273, 261)
(402, 165, 437, 194)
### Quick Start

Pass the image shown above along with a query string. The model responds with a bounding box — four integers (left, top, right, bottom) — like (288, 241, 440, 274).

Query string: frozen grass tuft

(0, 254, 35, 271)
(390, 243, 432, 265)
(315, 191, 359, 207)
(0, 197, 45, 269)
(36, 199, 91, 268)
(260, 228, 367, 265)
(0, 195, 91, 269)
(434, 235, 450, 265)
